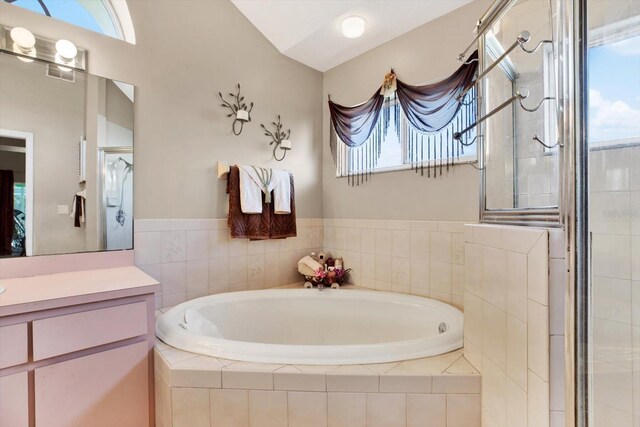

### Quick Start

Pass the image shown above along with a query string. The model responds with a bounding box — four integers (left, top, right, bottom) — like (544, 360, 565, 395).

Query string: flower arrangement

(308, 267, 351, 286)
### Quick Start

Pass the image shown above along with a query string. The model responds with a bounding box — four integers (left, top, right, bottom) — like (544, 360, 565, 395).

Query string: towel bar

(217, 161, 231, 178)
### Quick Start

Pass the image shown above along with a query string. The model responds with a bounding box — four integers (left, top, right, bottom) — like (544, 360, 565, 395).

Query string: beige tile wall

(136, 218, 466, 310)
(463, 224, 566, 427)
(134, 218, 323, 308)
(323, 219, 466, 309)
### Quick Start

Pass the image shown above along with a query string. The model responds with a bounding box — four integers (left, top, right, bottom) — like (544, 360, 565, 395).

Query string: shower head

(117, 157, 133, 170)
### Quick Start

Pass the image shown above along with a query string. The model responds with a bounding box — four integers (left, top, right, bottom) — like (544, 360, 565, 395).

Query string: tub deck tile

(222, 362, 283, 390)
(274, 365, 326, 392)
(379, 373, 432, 393)
(384, 350, 463, 376)
(156, 345, 480, 394)
(445, 356, 480, 374)
(363, 361, 400, 374)
(293, 364, 339, 374)
(432, 375, 481, 394)
(171, 356, 225, 388)
(326, 365, 379, 393)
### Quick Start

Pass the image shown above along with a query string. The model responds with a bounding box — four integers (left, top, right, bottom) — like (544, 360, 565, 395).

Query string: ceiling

(230, 0, 473, 72)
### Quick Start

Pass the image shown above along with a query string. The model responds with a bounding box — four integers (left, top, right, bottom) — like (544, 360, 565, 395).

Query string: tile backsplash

(135, 218, 465, 309)
(322, 219, 466, 309)
(134, 218, 323, 308)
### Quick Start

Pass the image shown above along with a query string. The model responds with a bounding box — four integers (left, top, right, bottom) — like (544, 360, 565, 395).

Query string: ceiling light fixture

(55, 39, 77, 70)
(10, 27, 36, 61)
(341, 16, 366, 39)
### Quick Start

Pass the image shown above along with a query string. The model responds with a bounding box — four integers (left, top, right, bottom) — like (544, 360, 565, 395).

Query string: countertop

(0, 266, 159, 317)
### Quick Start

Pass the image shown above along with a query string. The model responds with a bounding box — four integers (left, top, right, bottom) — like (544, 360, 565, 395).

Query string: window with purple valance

(329, 51, 478, 184)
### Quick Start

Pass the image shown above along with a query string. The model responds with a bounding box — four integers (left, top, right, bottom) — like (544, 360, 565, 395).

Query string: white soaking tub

(155, 289, 463, 365)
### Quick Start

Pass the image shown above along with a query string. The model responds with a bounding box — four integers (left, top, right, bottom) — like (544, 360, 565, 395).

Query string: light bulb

(10, 27, 35, 52)
(55, 39, 77, 61)
(10, 27, 36, 61)
(341, 16, 366, 39)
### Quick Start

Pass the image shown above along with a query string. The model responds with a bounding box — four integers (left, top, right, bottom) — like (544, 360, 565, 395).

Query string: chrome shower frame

(98, 146, 133, 250)
(474, 0, 564, 227)
(471, 0, 586, 426)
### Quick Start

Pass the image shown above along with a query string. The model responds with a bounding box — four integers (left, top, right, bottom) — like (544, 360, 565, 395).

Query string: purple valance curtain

(396, 50, 478, 133)
(328, 89, 385, 148)
(328, 51, 478, 184)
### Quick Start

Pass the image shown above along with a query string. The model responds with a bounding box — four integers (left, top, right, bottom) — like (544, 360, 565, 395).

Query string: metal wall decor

(219, 83, 254, 135)
(261, 115, 292, 162)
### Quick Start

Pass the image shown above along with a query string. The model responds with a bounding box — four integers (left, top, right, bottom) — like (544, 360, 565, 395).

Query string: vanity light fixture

(55, 39, 78, 70)
(261, 115, 292, 162)
(1, 27, 86, 70)
(10, 27, 36, 61)
(341, 16, 366, 38)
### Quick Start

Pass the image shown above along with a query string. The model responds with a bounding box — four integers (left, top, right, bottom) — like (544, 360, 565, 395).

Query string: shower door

(583, 0, 640, 426)
(99, 147, 133, 250)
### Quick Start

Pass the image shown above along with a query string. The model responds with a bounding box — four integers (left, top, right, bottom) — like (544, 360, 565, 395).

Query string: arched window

(3, 0, 136, 44)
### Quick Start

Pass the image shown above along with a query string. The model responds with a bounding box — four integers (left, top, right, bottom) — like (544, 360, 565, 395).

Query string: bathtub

(155, 288, 463, 365)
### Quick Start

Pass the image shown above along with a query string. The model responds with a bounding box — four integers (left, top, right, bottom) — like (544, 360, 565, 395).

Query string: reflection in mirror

(481, 0, 559, 211)
(0, 51, 134, 257)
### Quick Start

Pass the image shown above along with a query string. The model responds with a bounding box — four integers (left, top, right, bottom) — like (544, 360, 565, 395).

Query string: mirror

(480, 0, 560, 212)
(0, 51, 134, 257)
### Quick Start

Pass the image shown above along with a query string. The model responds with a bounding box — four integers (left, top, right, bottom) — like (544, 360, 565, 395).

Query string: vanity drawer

(0, 323, 28, 369)
(33, 301, 148, 361)
(0, 371, 29, 427)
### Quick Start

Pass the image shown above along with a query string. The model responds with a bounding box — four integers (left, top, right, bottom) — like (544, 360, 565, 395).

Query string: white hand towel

(238, 165, 291, 215)
(238, 166, 264, 214)
(297, 255, 323, 277)
(271, 170, 291, 214)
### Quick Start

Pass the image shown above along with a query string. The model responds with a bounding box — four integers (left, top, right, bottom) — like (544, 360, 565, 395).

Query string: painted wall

(321, 0, 491, 221)
(0, 0, 324, 221)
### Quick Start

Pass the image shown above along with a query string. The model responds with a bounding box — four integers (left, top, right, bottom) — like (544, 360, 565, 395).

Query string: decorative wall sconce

(219, 83, 254, 136)
(261, 115, 292, 161)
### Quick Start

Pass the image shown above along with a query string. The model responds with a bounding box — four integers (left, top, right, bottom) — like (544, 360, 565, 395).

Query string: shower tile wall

(322, 219, 467, 309)
(463, 224, 566, 427)
(590, 145, 640, 427)
(134, 218, 323, 308)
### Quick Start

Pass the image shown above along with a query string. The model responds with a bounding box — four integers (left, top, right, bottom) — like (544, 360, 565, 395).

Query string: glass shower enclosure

(583, 0, 640, 426)
(473, 0, 640, 424)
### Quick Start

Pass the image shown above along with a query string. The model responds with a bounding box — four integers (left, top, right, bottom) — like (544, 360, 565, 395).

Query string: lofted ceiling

(230, 0, 473, 72)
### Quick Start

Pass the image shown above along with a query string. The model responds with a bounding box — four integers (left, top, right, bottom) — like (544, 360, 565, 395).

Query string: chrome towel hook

(533, 134, 563, 149)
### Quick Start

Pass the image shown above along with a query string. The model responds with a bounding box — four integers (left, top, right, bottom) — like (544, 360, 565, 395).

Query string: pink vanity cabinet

(0, 266, 160, 427)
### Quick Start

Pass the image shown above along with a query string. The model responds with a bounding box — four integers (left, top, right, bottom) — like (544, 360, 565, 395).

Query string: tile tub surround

(322, 219, 467, 309)
(463, 224, 566, 427)
(134, 218, 323, 308)
(154, 342, 480, 427)
(136, 218, 465, 309)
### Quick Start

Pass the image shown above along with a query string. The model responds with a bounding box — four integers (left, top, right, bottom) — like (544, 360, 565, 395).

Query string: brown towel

(0, 170, 14, 255)
(227, 166, 297, 240)
(73, 194, 85, 227)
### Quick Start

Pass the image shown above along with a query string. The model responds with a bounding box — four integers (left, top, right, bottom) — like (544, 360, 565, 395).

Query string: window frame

(3, 0, 136, 44)
(586, 18, 640, 151)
